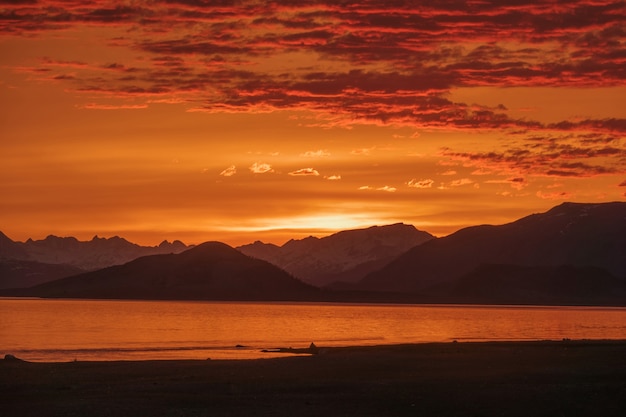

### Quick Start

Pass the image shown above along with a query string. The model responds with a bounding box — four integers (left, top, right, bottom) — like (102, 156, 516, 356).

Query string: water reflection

(1, 299, 625, 361)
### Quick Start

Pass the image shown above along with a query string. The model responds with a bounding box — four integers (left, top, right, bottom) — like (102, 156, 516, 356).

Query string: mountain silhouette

(0, 231, 29, 260)
(13, 242, 320, 301)
(238, 223, 434, 287)
(358, 202, 626, 301)
(0, 232, 189, 270)
(3, 202, 625, 305)
(0, 259, 85, 289)
(434, 264, 626, 305)
(0, 232, 189, 288)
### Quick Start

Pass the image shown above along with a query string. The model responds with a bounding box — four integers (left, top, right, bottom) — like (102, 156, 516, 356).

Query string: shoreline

(6, 336, 626, 363)
(3, 340, 626, 416)
(5, 336, 626, 361)
(3, 294, 626, 307)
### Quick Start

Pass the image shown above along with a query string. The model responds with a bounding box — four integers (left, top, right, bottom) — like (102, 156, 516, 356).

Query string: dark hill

(0, 259, 85, 289)
(433, 264, 626, 306)
(15, 242, 320, 301)
(358, 202, 626, 296)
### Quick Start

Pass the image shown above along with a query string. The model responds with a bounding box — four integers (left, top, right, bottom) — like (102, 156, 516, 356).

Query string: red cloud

(3, 0, 624, 178)
(441, 132, 626, 179)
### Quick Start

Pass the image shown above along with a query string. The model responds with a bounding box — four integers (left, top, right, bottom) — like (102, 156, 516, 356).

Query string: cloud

(440, 170, 457, 176)
(449, 178, 474, 187)
(351, 147, 375, 156)
(81, 103, 148, 110)
(249, 162, 273, 174)
(619, 180, 626, 186)
(359, 185, 396, 192)
(485, 177, 527, 190)
(300, 150, 330, 158)
(4, 0, 626, 144)
(548, 119, 626, 134)
(324, 175, 341, 180)
(407, 179, 434, 189)
(288, 168, 320, 176)
(470, 169, 494, 176)
(441, 132, 626, 179)
(536, 190, 573, 200)
(219, 165, 237, 177)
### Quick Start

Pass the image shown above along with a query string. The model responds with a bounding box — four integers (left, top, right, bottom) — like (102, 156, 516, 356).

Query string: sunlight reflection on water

(1, 299, 625, 362)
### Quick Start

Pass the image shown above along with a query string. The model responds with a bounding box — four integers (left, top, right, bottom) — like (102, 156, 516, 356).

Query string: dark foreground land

(2, 341, 626, 417)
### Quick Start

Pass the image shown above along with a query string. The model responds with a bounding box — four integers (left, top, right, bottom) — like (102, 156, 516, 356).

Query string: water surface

(2, 298, 625, 361)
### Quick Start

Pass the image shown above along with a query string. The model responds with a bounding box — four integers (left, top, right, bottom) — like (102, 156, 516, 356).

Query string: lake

(1, 298, 626, 362)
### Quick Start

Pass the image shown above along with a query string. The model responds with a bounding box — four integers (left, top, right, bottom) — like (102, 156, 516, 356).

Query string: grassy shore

(2, 340, 626, 416)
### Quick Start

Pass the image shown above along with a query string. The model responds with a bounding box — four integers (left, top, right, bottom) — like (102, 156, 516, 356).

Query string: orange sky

(1, 1, 625, 246)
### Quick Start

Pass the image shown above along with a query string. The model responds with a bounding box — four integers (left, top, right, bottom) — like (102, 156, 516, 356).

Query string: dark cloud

(549, 119, 626, 134)
(442, 132, 626, 179)
(139, 39, 250, 56)
(83, 6, 147, 23)
(4, 1, 625, 141)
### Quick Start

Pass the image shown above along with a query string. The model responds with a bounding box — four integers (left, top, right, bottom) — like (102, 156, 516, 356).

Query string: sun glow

(222, 214, 394, 236)
(1, 0, 624, 246)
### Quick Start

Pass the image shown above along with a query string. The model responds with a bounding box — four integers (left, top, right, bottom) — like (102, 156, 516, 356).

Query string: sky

(1, 0, 625, 247)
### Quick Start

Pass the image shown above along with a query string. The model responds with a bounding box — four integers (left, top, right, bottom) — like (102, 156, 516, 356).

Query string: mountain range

(7, 242, 319, 301)
(358, 202, 625, 294)
(1, 202, 625, 305)
(0, 232, 189, 288)
(0, 225, 430, 290)
(238, 223, 434, 287)
(0, 232, 188, 270)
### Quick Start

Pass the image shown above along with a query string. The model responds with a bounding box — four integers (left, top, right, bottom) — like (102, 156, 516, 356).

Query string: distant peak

(45, 235, 78, 242)
(246, 240, 274, 247)
(191, 241, 234, 251)
(177, 241, 243, 261)
(552, 201, 620, 209)
(379, 222, 414, 229)
(157, 239, 186, 249)
(89, 235, 129, 244)
(548, 201, 617, 215)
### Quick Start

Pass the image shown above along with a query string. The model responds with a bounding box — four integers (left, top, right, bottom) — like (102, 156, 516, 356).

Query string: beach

(2, 340, 625, 416)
